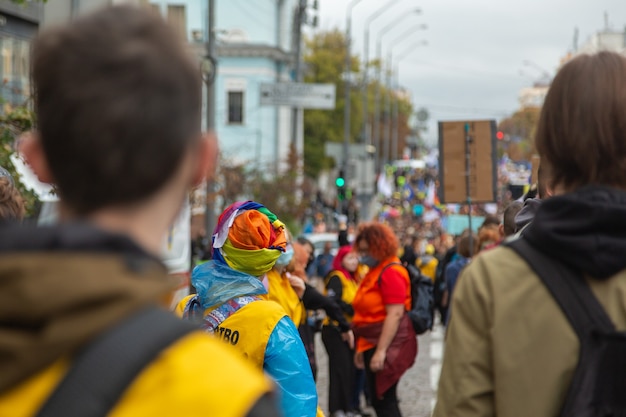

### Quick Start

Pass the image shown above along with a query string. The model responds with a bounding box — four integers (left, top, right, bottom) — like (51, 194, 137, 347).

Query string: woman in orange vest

(352, 223, 417, 417)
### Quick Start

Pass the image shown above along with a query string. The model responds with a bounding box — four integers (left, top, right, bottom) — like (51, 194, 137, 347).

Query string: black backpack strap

(36, 306, 197, 417)
(507, 238, 626, 416)
(378, 262, 403, 286)
(507, 238, 615, 334)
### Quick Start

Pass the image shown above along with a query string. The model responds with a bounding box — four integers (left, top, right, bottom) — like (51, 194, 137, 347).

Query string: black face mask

(359, 255, 379, 268)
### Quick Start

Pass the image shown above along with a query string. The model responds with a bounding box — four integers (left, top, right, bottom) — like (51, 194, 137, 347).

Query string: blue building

(148, 0, 301, 174)
(46, 0, 302, 173)
(215, 1, 299, 173)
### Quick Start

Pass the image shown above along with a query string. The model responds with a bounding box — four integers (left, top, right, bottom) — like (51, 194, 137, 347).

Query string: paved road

(315, 323, 445, 417)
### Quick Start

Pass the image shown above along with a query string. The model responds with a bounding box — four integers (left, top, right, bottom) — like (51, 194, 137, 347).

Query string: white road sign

(260, 82, 336, 109)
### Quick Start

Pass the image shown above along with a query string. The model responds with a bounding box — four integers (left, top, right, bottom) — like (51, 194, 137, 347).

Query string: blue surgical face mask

(275, 246, 294, 266)
(359, 255, 379, 268)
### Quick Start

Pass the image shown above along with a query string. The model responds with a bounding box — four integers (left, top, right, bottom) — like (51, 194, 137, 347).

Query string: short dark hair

(502, 201, 523, 236)
(535, 51, 626, 191)
(32, 6, 202, 214)
(480, 215, 500, 229)
(457, 233, 477, 258)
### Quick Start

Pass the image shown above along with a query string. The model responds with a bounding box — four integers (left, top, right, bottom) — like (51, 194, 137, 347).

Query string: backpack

(380, 262, 434, 335)
(508, 238, 626, 417)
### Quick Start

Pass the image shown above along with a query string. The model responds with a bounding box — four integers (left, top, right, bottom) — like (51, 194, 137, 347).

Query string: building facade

(147, 0, 300, 173)
(0, 1, 42, 110)
(576, 27, 626, 55)
(43, 0, 302, 174)
(213, 0, 299, 173)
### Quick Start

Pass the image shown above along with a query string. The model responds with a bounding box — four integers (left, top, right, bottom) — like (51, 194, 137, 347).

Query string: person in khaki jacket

(434, 51, 626, 417)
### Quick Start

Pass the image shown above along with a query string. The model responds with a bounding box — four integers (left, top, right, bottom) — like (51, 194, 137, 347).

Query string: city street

(315, 323, 445, 417)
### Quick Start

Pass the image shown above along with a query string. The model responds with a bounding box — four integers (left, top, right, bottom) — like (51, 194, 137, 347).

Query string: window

(228, 91, 244, 124)
(167, 5, 186, 41)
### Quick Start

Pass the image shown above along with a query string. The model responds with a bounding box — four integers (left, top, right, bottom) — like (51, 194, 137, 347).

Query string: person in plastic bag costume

(176, 201, 318, 417)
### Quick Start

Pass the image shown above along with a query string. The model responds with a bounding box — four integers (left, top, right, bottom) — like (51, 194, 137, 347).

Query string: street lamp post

(204, 0, 217, 247)
(522, 59, 552, 82)
(391, 40, 428, 160)
(343, 0, 365, 186)
(361, 0, 401, 148)
(373, 20, 426, 171)
(386, 39, 427, 165)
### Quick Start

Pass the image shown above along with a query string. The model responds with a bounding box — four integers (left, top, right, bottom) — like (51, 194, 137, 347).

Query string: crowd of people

(2, 4, 626, 417)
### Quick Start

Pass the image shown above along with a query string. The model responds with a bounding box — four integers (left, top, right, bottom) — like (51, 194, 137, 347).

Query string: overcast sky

(311, 0, 626, 145)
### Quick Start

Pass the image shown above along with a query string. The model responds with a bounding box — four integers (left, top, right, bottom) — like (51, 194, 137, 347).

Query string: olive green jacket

(434, 244, 626, 417)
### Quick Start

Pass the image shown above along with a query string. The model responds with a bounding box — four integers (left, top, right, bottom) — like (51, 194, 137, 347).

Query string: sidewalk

(315, 324, 444, 417)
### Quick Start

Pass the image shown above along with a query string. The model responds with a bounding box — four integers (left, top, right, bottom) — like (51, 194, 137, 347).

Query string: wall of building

(40, 0, 300, 174)
(213, 0, 298, 173)
(217, 55, 280, 168)
(577, 30, 626, 55)
(0, 2, 41, 108)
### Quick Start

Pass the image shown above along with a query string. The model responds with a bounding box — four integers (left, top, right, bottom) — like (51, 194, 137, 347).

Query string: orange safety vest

(352, 257, 411, 352)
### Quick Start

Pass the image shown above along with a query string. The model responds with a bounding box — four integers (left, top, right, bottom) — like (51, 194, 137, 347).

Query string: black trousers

(298, 323, 318, 380)
(321, 325, 355, 413)
(363, 348, 402, 417)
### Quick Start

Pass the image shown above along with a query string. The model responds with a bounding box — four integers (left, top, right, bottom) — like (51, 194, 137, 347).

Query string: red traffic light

(496, 131, 504, 140)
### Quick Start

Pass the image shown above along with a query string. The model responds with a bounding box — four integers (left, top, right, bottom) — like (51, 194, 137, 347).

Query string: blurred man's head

(323, 241, 332, 254)
(24, 6, 216, 220)
(502, 201, 523, 237)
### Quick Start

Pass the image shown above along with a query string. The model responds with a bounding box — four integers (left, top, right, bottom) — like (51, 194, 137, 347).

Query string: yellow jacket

(417, 255, 438, 281)
(264, 269, 306, 327)
(0, 332, 272, 417)
(177, 294, 287, 369)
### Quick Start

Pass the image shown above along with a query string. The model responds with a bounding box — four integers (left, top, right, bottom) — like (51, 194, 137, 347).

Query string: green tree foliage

(248, 144, 308, 234)
(498, 107, 540, 161)
(213, 144, 309, 235)
(0, 104, 41, 217)
(303, 29, 414, 178)
(303, 29, 362, 179)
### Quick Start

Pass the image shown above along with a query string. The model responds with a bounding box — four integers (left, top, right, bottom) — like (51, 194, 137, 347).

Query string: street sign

(260, 82, 336, 109)
(324, 142, 376, 159)
(438, 120, 497, 204)
(324, 142, 376, 195)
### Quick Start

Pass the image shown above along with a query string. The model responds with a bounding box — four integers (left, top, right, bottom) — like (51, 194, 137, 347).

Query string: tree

(248, 144, 308, 234)
(303, 29, 363, 179)
(0, 104, 41, 217)
(303, 29, 414, 179)
(498, 107, 541, 161)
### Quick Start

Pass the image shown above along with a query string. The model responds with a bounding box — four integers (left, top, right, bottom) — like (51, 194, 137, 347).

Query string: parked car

(301, 232, 353, 257)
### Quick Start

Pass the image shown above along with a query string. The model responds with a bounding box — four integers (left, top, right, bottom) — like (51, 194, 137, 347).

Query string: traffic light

(496, 131, 504, 140)
(335, 172, 345, 188)
(336, 170, 346, 200)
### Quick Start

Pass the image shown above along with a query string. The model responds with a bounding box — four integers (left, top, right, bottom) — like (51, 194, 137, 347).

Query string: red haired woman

(352, 222, 417, 417)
